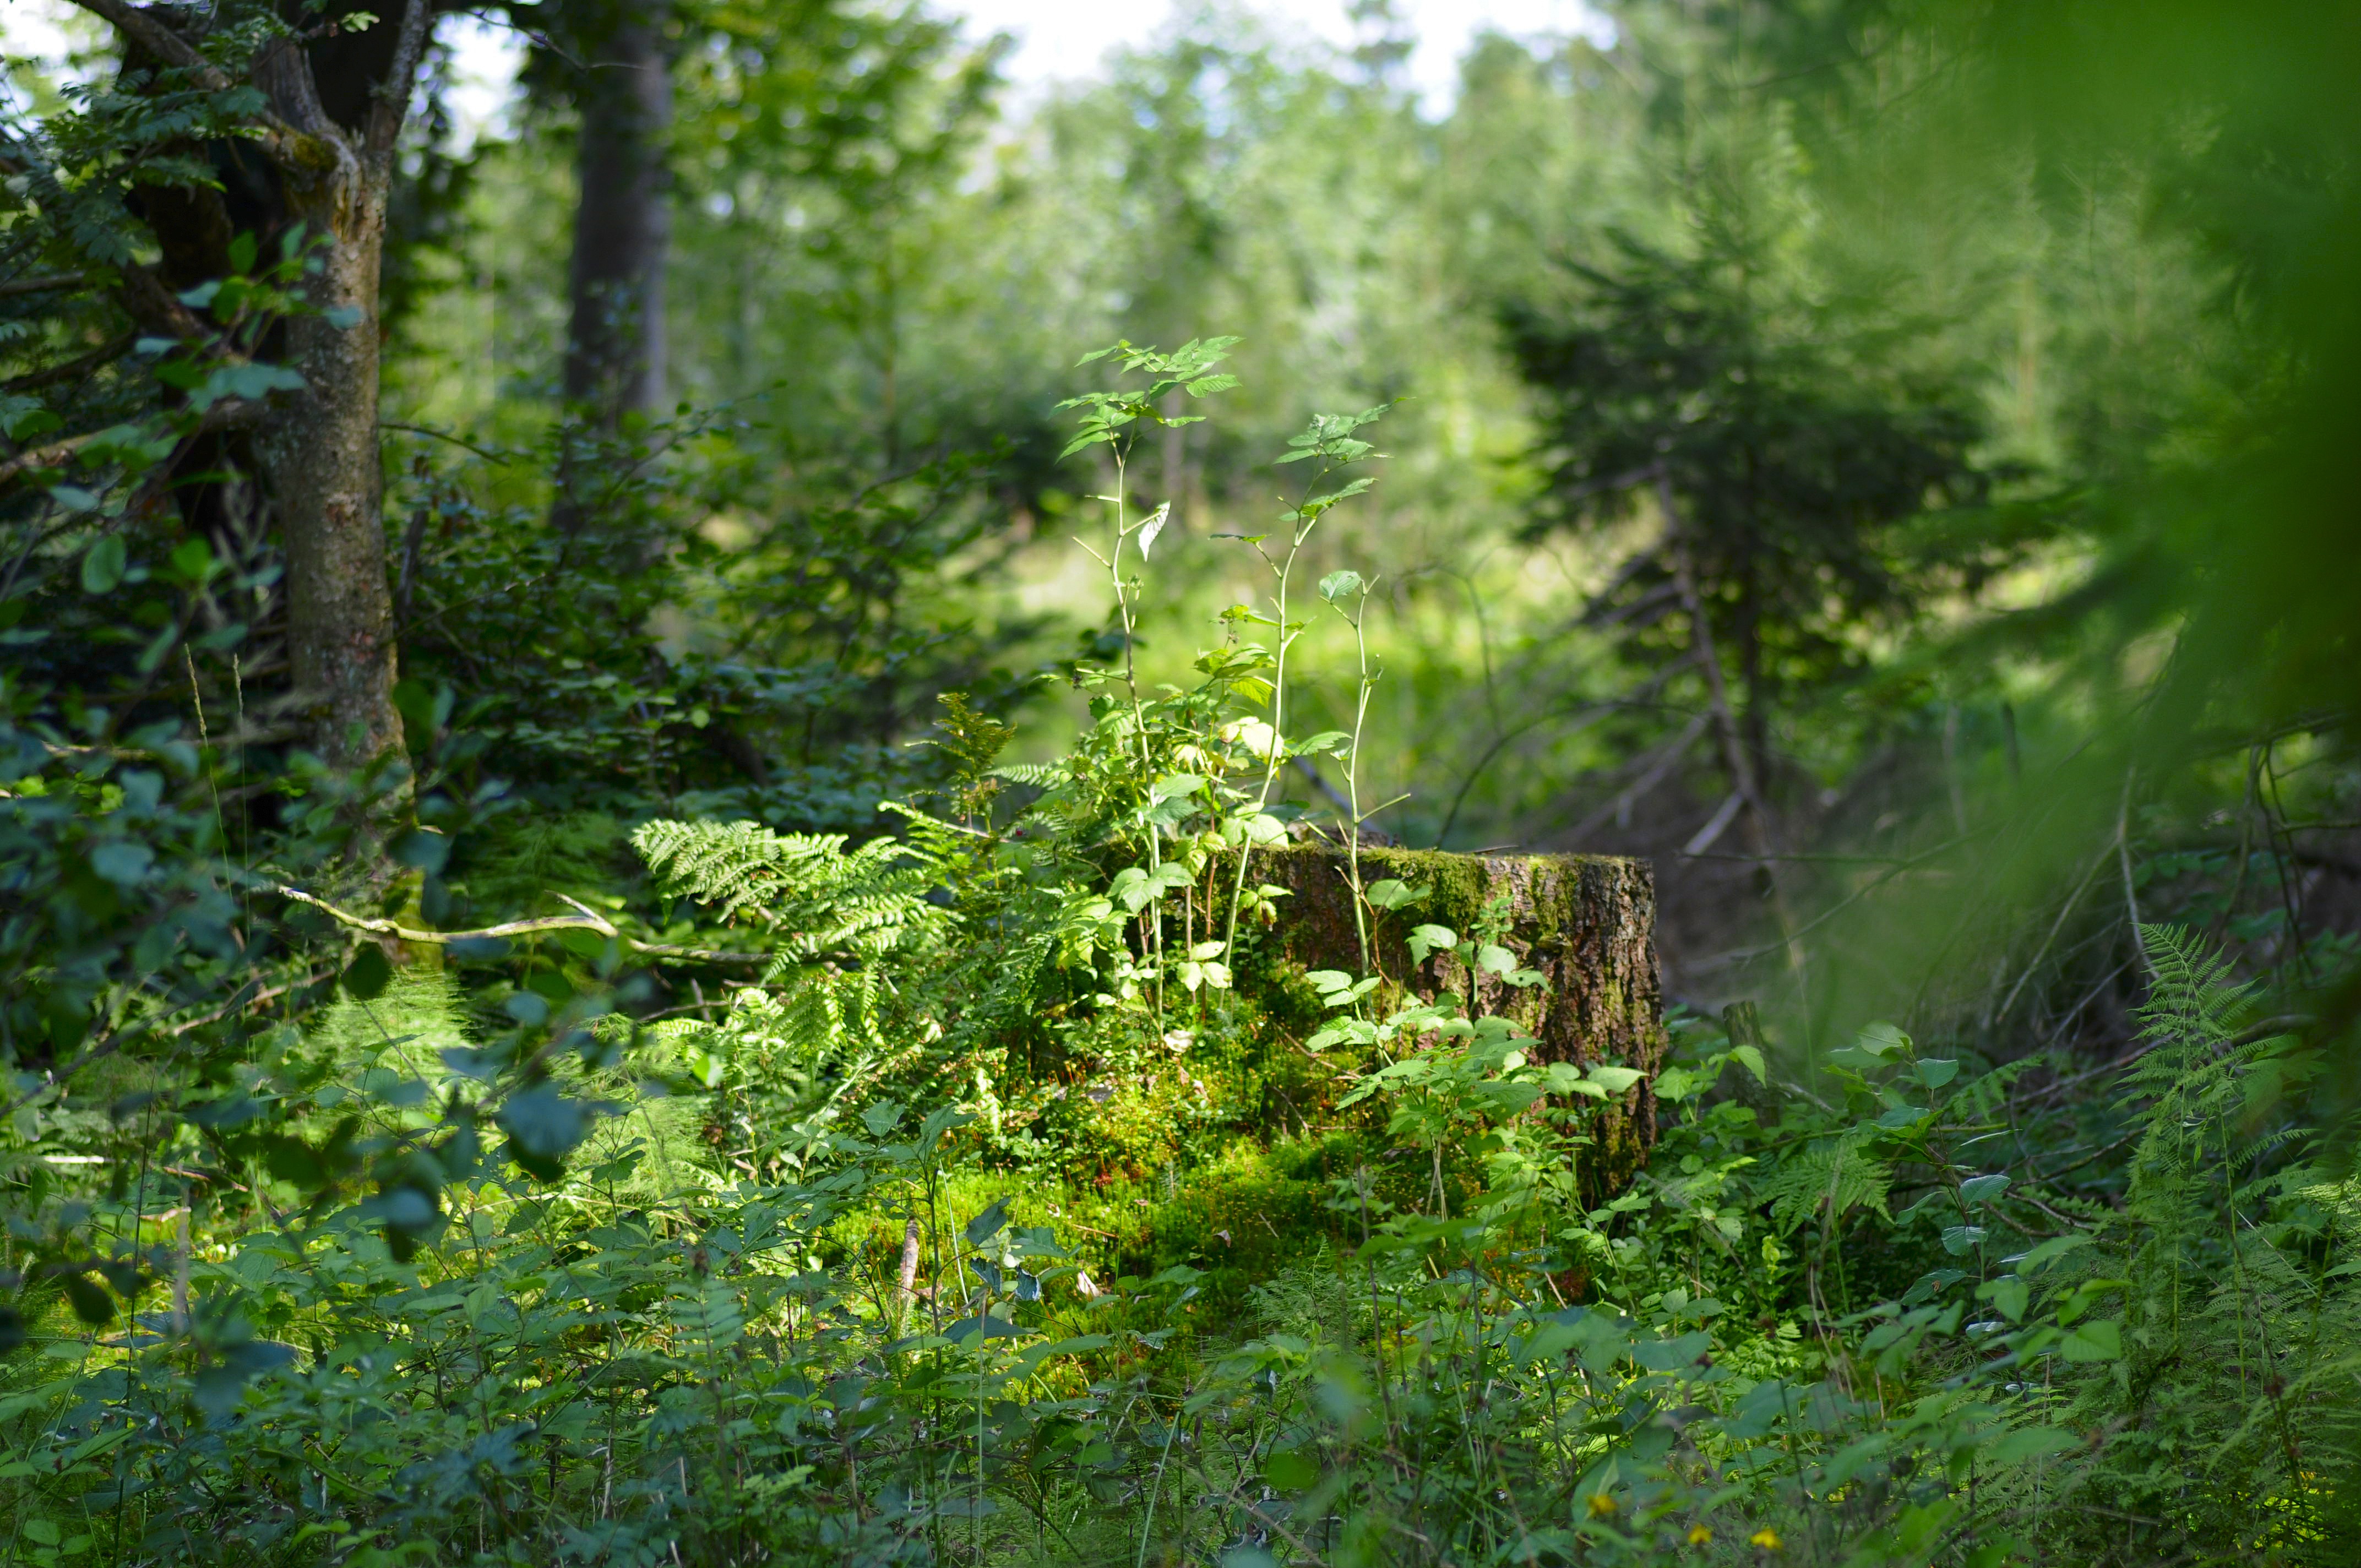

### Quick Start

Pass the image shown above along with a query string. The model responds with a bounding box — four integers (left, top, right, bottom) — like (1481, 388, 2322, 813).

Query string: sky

(3, 0, 1613, 134)
(953, 0, 1612, 106)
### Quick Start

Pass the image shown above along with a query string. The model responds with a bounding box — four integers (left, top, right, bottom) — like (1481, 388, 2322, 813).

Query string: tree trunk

(259, 141, 403, 772)
(75, 0, 427, 775)
(247, 10, 428, 776)
(563, 0, 671, 421)
(1252, 843, 1665, 1198)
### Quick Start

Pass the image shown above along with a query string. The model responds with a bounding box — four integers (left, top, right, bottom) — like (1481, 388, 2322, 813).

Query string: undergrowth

(0, 344, 2351, 1567)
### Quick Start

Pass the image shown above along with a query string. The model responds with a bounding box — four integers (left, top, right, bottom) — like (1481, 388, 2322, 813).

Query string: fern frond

(632, 818, 949, 960)
(1761, 1136, 1891, 1234)
(989, 761, 1069, 787)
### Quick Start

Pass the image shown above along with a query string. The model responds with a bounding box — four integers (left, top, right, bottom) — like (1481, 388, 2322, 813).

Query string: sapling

(1057, 339, 1241, 1016)
(1217, 404, 1394, 960)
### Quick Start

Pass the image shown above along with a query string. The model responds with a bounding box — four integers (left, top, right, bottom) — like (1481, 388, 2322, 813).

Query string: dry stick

(895, 1218, 922, 1331)
(2259, 744, 2317, 983)
(2117, 769, 2156, 982)
(1560, 708, 1711, 844)
(1989, 846, 2110, 1028)
(0, 272, 83, 298)
(276, 885, 767, 964)
(1655, 469, 1803, 978)
(1431, 660, 1687, 846)
(0, 397, 263, 489)
(2216, 745, 2264, 937)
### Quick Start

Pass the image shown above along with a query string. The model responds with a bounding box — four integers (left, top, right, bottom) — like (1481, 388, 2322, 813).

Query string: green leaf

(2005, 1233, 2095, 1275)
(964, 1197, 1011, 1247)
(1982, 1276, 2030, 1323)
(342, 944, 393, 1001)
(1586, 1065, 1643, 1094)
(1265, 1448, 1318, 1490)
(170, 536, 213, 582)
(1959, 1173, 2011, 1207)
(1916, 1057, 1960, 1088)
(1318, 569, 1365, 602)
(80, 535, 127, 594)
(1730, 1043, 1766, 1082)
(497, 1085, 590, 1179)
(1655, 1065, 1700, 1102)
(2060, 1319, 2120, 1362)
(90, 841, 154, 885)
(1856, 1021, 1911, 1057)
(63, 1272, 113, 1327)
(1407, 924, 1457, 965)
(1631, 1330, 1712, 1371)
(1365, 878, 1428, 911)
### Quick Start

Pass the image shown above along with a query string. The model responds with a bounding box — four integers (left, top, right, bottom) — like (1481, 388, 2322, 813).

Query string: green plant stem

(1218, 460, 1339, 961)
(1336, 583, 1378, 976)
(1102, 443, 1167, 1019)
(1135, 1395, 1183, 1568)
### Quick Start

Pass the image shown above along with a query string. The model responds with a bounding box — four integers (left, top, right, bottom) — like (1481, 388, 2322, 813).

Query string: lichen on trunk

(1251, 843, 1665, 1195)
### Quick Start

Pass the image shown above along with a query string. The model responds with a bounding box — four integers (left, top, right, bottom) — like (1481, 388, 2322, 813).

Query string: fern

(1761, 1134, 1892, 1234)
(988, 761, 1069, 788)
(2046, 923, 2361, 1564)
(632, 818, 949, 962)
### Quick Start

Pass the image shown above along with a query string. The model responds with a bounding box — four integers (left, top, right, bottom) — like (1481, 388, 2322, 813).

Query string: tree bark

(562, 0, 671, 421)
(257, 128, 404, 771)
(1252, 843, 1666, 1199)
(74, 1, 427, 771)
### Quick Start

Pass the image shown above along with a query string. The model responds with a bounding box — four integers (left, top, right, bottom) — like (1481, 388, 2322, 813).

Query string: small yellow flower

(1586, 1493, 1619, 1519)
(1749, 1527, 1783, 1551)
(1688, 1525, 1714, 1545)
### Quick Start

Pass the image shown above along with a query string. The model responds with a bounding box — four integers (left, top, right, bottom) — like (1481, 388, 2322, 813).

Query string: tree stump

(1252, 844, 1664, 1195)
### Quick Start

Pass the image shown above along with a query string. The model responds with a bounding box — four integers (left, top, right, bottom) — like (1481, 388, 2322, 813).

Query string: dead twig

(276, 885, 768, 965)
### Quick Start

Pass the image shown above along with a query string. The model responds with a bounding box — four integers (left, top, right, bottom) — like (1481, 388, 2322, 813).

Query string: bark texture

(250, 9, 427, 773)
(563, 0, 672, 420)
(81, 0, 426, 772)
(1254, 843, 1665, 1195)
(257, 130, 402, 770)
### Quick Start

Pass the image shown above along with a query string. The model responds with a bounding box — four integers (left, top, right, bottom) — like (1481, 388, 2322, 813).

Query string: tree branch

(68, 0, 220, 83)
(365, 0, 434, 167)
(3, 332, 136, 394)
(277, 885, 770, 965)
(73, 0, 325, 170)
(0, 397, 263, 489)
(0, 273, 87, 299)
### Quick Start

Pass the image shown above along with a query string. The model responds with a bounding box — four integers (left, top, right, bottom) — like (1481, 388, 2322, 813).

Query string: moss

(1242, 842, 1666, 1202)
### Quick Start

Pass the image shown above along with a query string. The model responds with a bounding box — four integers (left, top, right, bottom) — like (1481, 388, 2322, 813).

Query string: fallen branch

(0, 272, 86, 299)
(276, 885, 768, 965)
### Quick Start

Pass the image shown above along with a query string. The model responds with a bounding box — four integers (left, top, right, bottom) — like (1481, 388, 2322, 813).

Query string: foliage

(4, 2, 2360, 1564)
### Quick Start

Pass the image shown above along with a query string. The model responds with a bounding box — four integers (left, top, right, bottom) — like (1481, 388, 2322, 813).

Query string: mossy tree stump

(1252, 843, 1664, 1195)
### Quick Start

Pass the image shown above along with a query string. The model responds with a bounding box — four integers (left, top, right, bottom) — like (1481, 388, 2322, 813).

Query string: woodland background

(1, 0, 2359, 1564)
